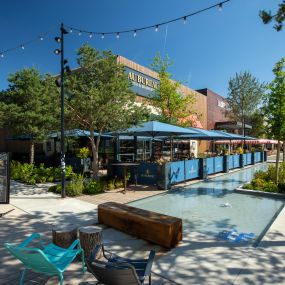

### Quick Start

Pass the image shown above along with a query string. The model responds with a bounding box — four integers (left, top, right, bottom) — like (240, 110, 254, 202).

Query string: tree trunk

(275, 140, 281, 184)
(90, 130, 101, 179)
(30, 141, 35, 164)
(283, 140, 285, 162)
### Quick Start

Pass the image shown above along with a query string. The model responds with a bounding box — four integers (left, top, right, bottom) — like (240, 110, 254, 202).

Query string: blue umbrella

(110, 121, 198, 137)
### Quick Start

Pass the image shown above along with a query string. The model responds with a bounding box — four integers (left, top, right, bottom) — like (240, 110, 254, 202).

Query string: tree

(247, 111, 266, 138)
(65, 44, 149, 178)
(0, 68, 59, 163)
(264, 58, 285, 183)
(226, 72, 265, 138)
(260, 1, 285, 31)
(149, 54, 196, 126)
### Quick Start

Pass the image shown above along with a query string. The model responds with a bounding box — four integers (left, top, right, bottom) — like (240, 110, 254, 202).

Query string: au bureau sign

(125, 67, 159, 98)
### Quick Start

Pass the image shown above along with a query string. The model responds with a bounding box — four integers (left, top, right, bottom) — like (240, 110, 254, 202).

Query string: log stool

(52, 224, 78, 249)
(79, 226, 102, 258)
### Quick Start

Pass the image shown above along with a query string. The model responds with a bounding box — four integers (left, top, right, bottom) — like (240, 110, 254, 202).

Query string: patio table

(112, 162, 140, 193)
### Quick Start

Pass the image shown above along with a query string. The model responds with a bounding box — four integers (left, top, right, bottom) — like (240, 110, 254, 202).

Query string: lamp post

(54, 23, 69, 198)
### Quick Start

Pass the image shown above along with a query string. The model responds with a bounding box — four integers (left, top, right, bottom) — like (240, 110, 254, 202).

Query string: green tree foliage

(260, 1, 285, 31)
(150, 54, 196, 126)
(0, 68, 59, 163)
(247, 111, 266, 138)
(264, 58, 285, 183)
(226, 71, 265, 136)
(65, 44, 149, 178)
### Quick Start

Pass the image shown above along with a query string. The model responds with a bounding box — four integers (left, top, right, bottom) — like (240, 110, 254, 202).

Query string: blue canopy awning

(110, 121, 198, 137)
(49, 129, 112, 138)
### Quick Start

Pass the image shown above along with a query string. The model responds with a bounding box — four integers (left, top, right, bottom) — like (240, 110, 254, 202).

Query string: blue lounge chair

(4, 233, 85, 285)
(86, 244, 155, 285)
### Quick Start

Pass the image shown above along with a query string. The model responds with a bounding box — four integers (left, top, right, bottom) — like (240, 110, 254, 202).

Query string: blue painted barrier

(206, 157, 214, 175)
(170, 161, 185, 184)
(214, 156, 224, 173)
(254, 152, 261, 163)
(185, 159, 199, 180)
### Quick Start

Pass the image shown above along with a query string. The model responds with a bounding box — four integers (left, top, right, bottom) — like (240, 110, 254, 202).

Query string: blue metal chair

(4, 233, 85, 285)
(86, 244, 155, 285)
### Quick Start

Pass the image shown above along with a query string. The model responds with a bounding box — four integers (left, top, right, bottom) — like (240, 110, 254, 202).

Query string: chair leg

(149, 274, 151, 285)
(81, 250, 86, 273)
(59, 273, 63, 285)
(19, 268, 27, 285)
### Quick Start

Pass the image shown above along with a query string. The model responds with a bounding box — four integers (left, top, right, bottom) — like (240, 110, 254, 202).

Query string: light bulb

(0, 53, 4, 58)
(155, 25, 159, 32)
(183, 17, 187, 24)
(40, 36, 44, 41)
(69, 28, 73, 33)
(101, 33, 105, 39)
(21, 45, 25, 50)
(89, 33, 93, 38)
(116, 32, 120, 39)
(218, 3, 223, 11)
(133, 30, 137, 37)
(78, 31, 82, 36)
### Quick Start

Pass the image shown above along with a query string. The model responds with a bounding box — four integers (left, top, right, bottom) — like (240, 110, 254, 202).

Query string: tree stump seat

(98, 202, 182, 248)
(79, 226, 102, 258)
(52, 225, 78, 249)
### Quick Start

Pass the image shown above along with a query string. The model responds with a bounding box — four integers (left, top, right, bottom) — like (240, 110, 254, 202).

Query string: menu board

(0, 153, 10, 204)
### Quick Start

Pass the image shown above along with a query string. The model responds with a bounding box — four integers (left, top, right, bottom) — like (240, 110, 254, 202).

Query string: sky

(0, 0, 284, 97)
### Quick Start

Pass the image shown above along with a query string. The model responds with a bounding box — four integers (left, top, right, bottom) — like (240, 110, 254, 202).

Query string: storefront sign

(125, 67, 159, 98)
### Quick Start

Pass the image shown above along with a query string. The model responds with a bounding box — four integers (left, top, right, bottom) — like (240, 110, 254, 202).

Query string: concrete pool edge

(235, 186, 285, 200)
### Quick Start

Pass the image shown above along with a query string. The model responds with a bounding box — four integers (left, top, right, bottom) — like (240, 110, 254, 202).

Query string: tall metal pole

(60, 23, 66, 198)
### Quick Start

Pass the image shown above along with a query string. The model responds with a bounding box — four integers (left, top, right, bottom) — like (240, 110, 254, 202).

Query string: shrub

(114, 178, 124, 189)
(251, 178, 266, 189)
(106, 179, 115, 191)
(278, 182, 285, 193)
(65, 174, 84, 197)
(48, 184, 62, 194)
(263, 181, 278, 193)
(253, 170, 268, 181)
(10, 160, 75, 185)
(84, 180, 104, 195)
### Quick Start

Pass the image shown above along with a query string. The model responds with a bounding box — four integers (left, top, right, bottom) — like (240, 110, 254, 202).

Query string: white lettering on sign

(217, 100, 226, 109)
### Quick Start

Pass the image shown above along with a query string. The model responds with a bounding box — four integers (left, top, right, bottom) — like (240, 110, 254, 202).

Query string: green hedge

(48, 176, 124, 197)
(10, 160, 74, 185)
(243, 162, 285, 193)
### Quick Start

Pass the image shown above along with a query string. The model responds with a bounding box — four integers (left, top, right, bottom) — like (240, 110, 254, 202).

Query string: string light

(66, 0, 230, 39)
(218, 3, 223, 11)
(0, 1, 230, 59)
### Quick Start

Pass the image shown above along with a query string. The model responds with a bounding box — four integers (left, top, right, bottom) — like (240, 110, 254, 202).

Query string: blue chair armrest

(18, 233, 45, 249)
(144, 250, 155, 277)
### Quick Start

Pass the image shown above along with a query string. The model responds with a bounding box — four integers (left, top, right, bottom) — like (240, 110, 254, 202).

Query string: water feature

(129, 164, 284, 244)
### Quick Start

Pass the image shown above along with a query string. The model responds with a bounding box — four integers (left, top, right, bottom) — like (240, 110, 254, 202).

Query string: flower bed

(243, 162, 285, 193)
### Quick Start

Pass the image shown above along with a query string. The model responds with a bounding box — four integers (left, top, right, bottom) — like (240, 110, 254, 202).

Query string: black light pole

(54, 23, 69, 198)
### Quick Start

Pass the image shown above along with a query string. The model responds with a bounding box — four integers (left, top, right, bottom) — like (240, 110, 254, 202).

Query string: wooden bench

(98, 202, 182, 248)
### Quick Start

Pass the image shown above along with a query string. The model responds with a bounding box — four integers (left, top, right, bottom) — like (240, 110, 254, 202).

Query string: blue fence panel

(214, 157, 224, 173)
(233, 155, 240, 168)
(254, 152, 261, 163)
(136, 163, 158, 185)
(185, 159, 199, 180)
(206, 157, 214, 175)
(170, 161, 185, 184)
(229, 155, 234, 169)
(246, 153, 252, 165)
(243, 154, 248, 165)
